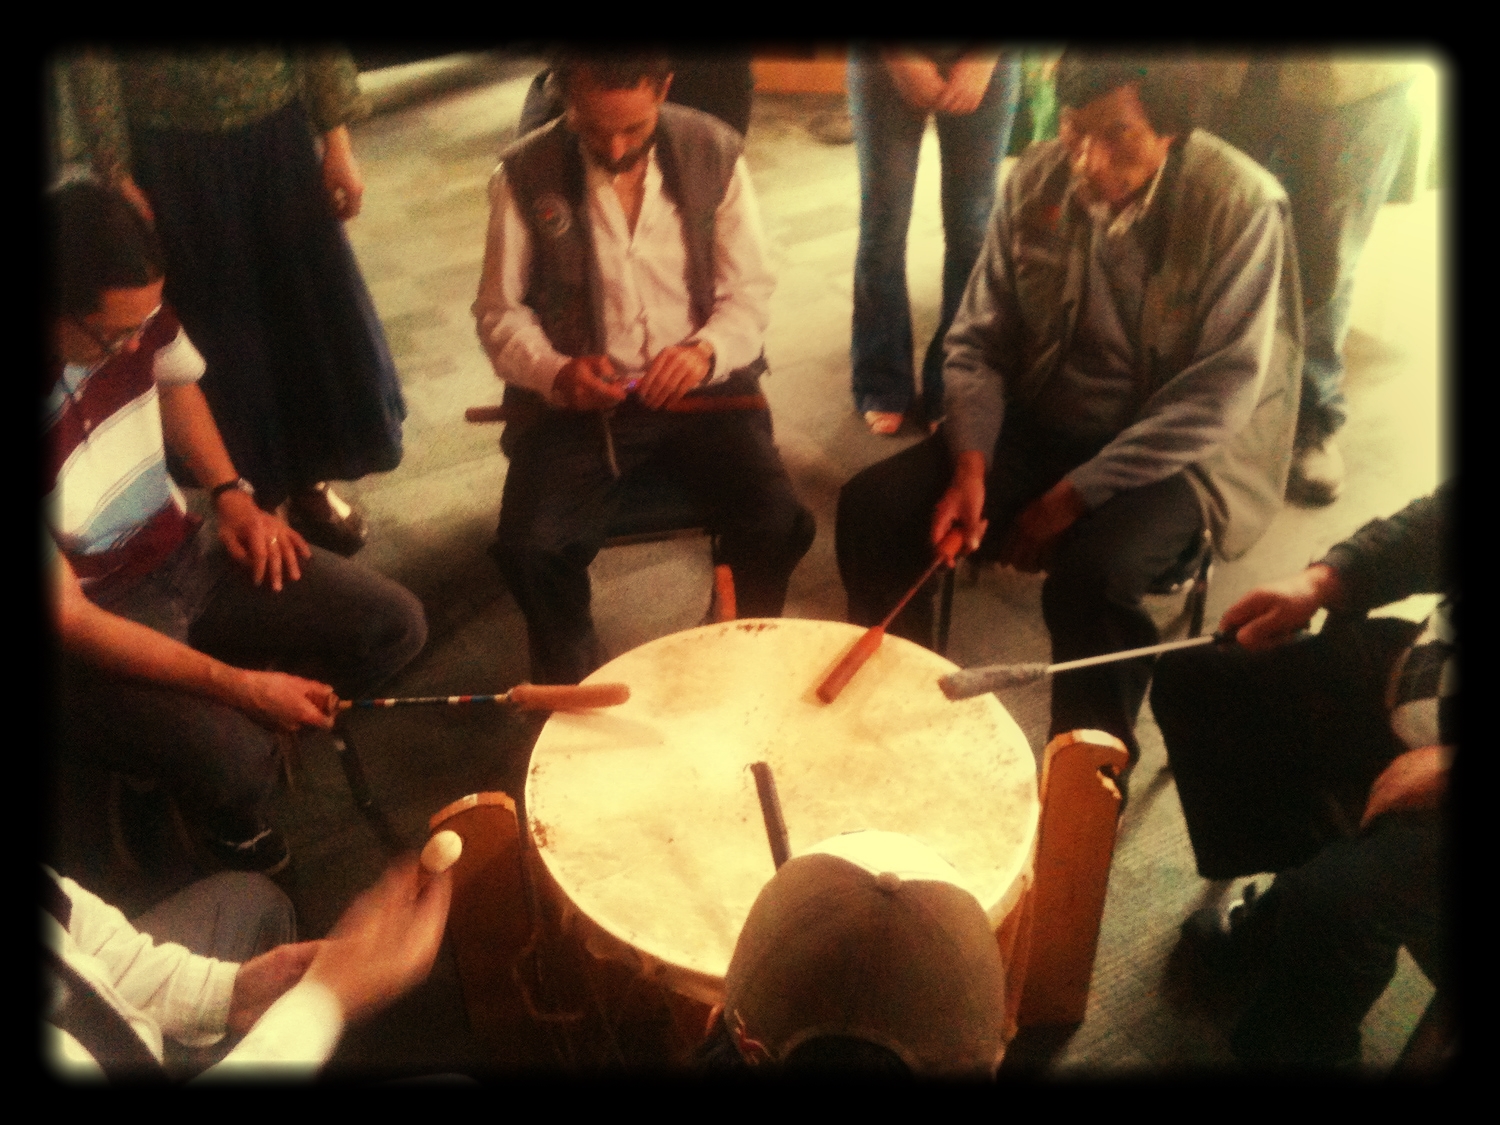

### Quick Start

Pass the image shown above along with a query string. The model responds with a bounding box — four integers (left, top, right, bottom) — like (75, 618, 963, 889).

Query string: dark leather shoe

(206, 826, 291, 876)
(288, 484, 367, 556)
(1181, 881, 1277, 984)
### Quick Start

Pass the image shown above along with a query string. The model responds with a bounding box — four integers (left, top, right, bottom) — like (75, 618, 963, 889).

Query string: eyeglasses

(71, 304, 162, 361)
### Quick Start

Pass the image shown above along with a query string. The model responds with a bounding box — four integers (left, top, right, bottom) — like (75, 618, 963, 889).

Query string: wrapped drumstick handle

(817, 530, 966, 704)
(339, 683, 630, 711)
(938, 632, 1234, 700)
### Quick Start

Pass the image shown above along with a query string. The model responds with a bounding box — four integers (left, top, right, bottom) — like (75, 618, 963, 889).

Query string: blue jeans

(1225, 83, 1413, 444)
(848, 52, 1019, 421)
(57, 521, 428, 840)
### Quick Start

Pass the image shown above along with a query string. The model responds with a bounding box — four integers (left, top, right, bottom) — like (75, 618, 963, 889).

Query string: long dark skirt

(131, 101, 405, 507)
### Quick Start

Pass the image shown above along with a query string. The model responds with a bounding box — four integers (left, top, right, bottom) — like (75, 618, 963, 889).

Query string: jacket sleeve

(54, 872, 238, 1047)
(1320, 481, 1452, 612)
(942, 186, 1026, 464)
(194, 980, 345, 1080)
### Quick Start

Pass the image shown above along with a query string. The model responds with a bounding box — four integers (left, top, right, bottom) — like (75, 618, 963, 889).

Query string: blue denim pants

(1226, 83, 1414, 444)
(848, 52, 1019, 421)
(56, 521, 427, 840)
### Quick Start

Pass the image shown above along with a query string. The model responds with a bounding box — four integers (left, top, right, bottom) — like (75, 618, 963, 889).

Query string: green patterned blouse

(64, 47, 369, 183)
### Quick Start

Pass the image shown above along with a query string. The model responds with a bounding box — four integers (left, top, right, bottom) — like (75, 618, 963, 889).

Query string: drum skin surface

(525, 619, 1039, 1002)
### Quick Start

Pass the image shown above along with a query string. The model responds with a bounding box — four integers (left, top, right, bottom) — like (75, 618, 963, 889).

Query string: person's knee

(366, 579, 428, 674)
(194, 871, 298, 951)
(1040, 548, 1115, 618)
(169, 707, 279, 828)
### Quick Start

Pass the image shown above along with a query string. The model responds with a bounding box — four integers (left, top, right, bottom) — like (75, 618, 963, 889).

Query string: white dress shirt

(472, 143, 775, 404)
(44, 870, 344, 1081)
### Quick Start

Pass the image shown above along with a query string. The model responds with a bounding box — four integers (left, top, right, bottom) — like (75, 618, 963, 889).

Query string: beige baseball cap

(722, 830, 1008, 1076)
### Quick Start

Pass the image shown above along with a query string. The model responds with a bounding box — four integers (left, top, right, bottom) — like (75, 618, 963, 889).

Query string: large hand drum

(525, 618, 1039, 1006)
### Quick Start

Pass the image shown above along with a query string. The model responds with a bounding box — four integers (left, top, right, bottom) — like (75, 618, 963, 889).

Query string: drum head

(526, 619, 1038, 995)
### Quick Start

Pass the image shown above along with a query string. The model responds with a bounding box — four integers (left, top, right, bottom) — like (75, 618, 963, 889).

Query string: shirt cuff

(170, 958, 241, 1048)
(194, 979, 345, 1081)
(689, 332, 727, 386)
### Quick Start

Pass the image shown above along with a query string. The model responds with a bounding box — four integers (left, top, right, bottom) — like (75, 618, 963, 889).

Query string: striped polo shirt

(45, 307, 207, 602)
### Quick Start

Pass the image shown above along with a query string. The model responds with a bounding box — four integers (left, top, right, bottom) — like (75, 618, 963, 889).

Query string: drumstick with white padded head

(419, 829, 463, 891)
(938, 632, 1235, 700)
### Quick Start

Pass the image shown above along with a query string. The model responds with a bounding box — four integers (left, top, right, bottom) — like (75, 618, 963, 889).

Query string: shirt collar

(1081, 156, 1170, 241)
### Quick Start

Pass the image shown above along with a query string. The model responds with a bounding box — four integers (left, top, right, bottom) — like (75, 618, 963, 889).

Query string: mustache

(596, 133, 657, 175)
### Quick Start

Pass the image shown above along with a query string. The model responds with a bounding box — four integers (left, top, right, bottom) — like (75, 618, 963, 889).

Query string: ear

(656, 73, 674, 104)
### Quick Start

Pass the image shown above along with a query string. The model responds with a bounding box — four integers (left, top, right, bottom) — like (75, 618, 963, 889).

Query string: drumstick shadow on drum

(816, 530, 966, 704)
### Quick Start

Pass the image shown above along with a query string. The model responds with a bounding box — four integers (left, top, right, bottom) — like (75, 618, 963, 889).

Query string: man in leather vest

(474, 50, 813, 685)
(836, 54, 1302, 782)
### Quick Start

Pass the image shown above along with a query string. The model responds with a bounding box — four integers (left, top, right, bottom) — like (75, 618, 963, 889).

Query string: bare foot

(863, 411, 903, 436)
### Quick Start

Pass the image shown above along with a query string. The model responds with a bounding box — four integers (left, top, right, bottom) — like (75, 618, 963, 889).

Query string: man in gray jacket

(836, 54, 1302, 775)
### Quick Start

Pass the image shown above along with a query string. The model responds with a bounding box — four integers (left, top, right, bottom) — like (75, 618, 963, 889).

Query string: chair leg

(712, 564, 737, 623)
(332, 719, 402, 853)
(276, 731, 299, 793)
(936, 565, 957, 656)
(1187, 553, 1213, 639)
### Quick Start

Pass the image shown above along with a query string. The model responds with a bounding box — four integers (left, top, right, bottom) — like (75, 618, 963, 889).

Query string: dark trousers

(57, 523, 428, 841)
(1151, 620, 1445, 1065)
(836, 427, 1204, 764)
(493, 405, 815, 685)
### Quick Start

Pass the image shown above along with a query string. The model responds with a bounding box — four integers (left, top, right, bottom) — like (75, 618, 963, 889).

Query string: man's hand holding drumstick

(931, 451, 990, 556)
(223, 854, 454, 1042)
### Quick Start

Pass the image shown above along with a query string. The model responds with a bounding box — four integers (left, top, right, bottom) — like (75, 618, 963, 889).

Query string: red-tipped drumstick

(816, 529, 966, 704)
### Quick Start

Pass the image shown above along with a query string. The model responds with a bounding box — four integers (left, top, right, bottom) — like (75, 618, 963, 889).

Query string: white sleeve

(152, 327, 207, 387)
(193, 979, 346, 1081)
(694, 157, 775, 380)
(55, 872, 238, 1047)
(471, 163, 571, 400)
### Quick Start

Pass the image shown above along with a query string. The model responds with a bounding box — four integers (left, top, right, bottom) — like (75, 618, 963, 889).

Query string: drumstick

(749, 761, 791, 869)
(464, 395, 767, 426)
(938, 632, 1235, 700)
(816, 530, 966, 704)
(338, 683, 630, 711)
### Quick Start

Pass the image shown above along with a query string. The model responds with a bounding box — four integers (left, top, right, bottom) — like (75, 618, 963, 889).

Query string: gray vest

(1004, 129, 1303, 559)
(499, 103, 767, 440)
